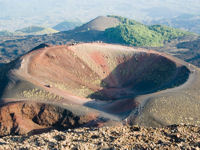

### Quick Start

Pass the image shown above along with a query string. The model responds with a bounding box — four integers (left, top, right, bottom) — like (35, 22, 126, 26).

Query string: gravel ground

(0, 125, 200, 150)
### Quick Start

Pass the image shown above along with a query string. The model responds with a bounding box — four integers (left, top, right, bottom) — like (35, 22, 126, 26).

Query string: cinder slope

(0, 43, 199, 135)
(75, 16, 120, 31)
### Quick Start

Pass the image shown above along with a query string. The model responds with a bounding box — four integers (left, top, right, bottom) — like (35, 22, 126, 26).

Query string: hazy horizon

(0, 0, 200, 31)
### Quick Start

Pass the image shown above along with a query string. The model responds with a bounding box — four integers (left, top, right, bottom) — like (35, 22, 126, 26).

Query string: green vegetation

(0, 26, 58, 36)
(104, 16, 191, 47)
(16, 26, 45, 33)
(149, 25, 189, 41)
(15, 26, 58, 35)
(107, 15, 141, 26)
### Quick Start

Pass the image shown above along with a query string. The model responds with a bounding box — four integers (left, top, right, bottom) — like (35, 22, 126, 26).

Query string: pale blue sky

(0, 0, 199, 30)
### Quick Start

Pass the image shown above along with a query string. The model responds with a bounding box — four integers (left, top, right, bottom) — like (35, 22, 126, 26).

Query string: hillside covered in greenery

(0, 26, 58, 36)
(15, 26, 58, 35)
(104, 16, 192, 47)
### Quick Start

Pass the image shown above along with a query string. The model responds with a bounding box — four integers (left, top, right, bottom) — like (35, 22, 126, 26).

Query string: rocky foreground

(0, 125, 200, 150)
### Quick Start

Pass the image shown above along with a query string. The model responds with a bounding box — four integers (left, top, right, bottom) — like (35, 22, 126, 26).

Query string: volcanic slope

(75, 16, 120, 32)
(0, 43, 200, 136)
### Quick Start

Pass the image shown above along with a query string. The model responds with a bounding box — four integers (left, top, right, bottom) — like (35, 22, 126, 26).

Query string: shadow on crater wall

(87, 52, 190, 101)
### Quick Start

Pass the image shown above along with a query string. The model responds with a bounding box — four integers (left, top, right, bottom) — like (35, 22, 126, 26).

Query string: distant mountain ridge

(74, 16, 121, 32)
(0, 30, 13, 36)
(15, 26, 58, 35)
(146, 14, 200, 34)
(53, 21, 82, 31)
(0, 26, 58, 36)
(0, 20, 83, 36)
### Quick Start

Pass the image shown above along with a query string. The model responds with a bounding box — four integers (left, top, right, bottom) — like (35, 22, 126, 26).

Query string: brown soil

(75, 16, 120, 32)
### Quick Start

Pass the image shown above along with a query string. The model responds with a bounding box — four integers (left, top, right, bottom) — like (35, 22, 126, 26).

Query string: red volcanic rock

(0, 102, 100, 136)
(0, 102, 43, 136)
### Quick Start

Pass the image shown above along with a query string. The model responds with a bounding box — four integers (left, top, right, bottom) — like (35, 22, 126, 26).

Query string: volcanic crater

(0, 43, 199, 136)
(23, 43, 190, 100)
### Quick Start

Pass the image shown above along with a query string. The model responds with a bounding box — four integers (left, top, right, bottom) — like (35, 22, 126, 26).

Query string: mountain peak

(75, 16, 120, 31)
